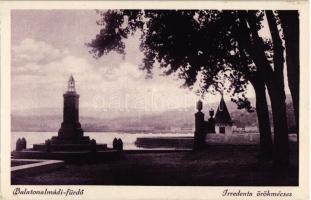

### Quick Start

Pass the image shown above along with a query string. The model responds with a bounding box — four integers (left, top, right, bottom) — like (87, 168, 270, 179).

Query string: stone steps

(33, 143, 107, 151)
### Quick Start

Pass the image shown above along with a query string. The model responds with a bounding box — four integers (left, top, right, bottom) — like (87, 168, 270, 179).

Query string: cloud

(12, 38, 101, 82)
(11, 38, 102, 109)
(11, 38, 201, 111)
(12, 38, 69, 66)
(12, 38, 145, 82)
(97, 62, 144, 82)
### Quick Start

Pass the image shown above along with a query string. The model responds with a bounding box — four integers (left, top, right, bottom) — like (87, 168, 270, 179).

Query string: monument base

(51, 136, 91, 144)
(32, 134, 108, 152)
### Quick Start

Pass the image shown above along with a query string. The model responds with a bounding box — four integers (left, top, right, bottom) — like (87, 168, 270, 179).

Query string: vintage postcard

(0, 1, 309, 200)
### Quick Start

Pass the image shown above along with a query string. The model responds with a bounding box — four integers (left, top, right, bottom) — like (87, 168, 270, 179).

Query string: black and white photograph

(0, 1, 309, 199)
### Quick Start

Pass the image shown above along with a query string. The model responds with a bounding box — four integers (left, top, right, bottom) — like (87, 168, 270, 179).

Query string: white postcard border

(0, 1, 309, 200)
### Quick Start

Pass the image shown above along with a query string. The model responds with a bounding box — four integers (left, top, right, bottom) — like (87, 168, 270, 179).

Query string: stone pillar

(207, 109, 216, 133)
(113, 138, 118, 150)
(16, 138, 22, 151)
(194, 100, 205, 150)
(90, 139, 97, 153)
(117, 138, 123, 151)
(21, 138, 27, 149)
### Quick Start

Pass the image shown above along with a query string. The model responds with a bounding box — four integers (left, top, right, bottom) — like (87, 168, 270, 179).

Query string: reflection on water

(11, 132, 193, 151)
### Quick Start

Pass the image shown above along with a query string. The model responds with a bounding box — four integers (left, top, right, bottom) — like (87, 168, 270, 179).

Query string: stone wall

(134, 134, 297, 149)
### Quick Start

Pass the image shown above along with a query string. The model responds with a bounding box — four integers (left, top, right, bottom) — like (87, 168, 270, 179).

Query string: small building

(214, 96, 233, 136)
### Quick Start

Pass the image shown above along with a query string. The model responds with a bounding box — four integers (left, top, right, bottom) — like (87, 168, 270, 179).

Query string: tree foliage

(87, 10, 263, 111)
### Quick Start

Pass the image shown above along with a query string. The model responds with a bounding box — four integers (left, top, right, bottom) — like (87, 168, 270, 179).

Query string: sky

(11, 10, 287, 113)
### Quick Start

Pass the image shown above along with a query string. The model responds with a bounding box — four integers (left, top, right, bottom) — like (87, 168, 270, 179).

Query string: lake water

(12, 132, 297, 151)
(11, 132, 194, 151)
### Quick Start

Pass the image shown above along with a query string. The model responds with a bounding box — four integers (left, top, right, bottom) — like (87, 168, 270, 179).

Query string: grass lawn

(12, 144, 298, 186)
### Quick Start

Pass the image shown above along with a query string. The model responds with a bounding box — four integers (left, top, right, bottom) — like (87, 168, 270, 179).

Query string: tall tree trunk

(233, 12, 274, 161)
(278, 11, 299, 135)
(251, 79, 273, 159)
(265, 11, 289, 166)
(267, 86, 289, 166)
(242, 10, 289, 166)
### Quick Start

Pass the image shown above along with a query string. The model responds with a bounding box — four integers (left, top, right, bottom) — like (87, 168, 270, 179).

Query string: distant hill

(11, 95, 296, 132)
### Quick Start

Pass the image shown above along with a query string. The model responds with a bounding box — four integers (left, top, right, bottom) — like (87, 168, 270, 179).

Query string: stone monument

(12, 76, 123, 162)
(51, 75, 89, 144)
(33, 75, 107, 152)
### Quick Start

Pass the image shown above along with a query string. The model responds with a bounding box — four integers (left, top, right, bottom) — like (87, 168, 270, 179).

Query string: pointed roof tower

(215, 95, 233, 124)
